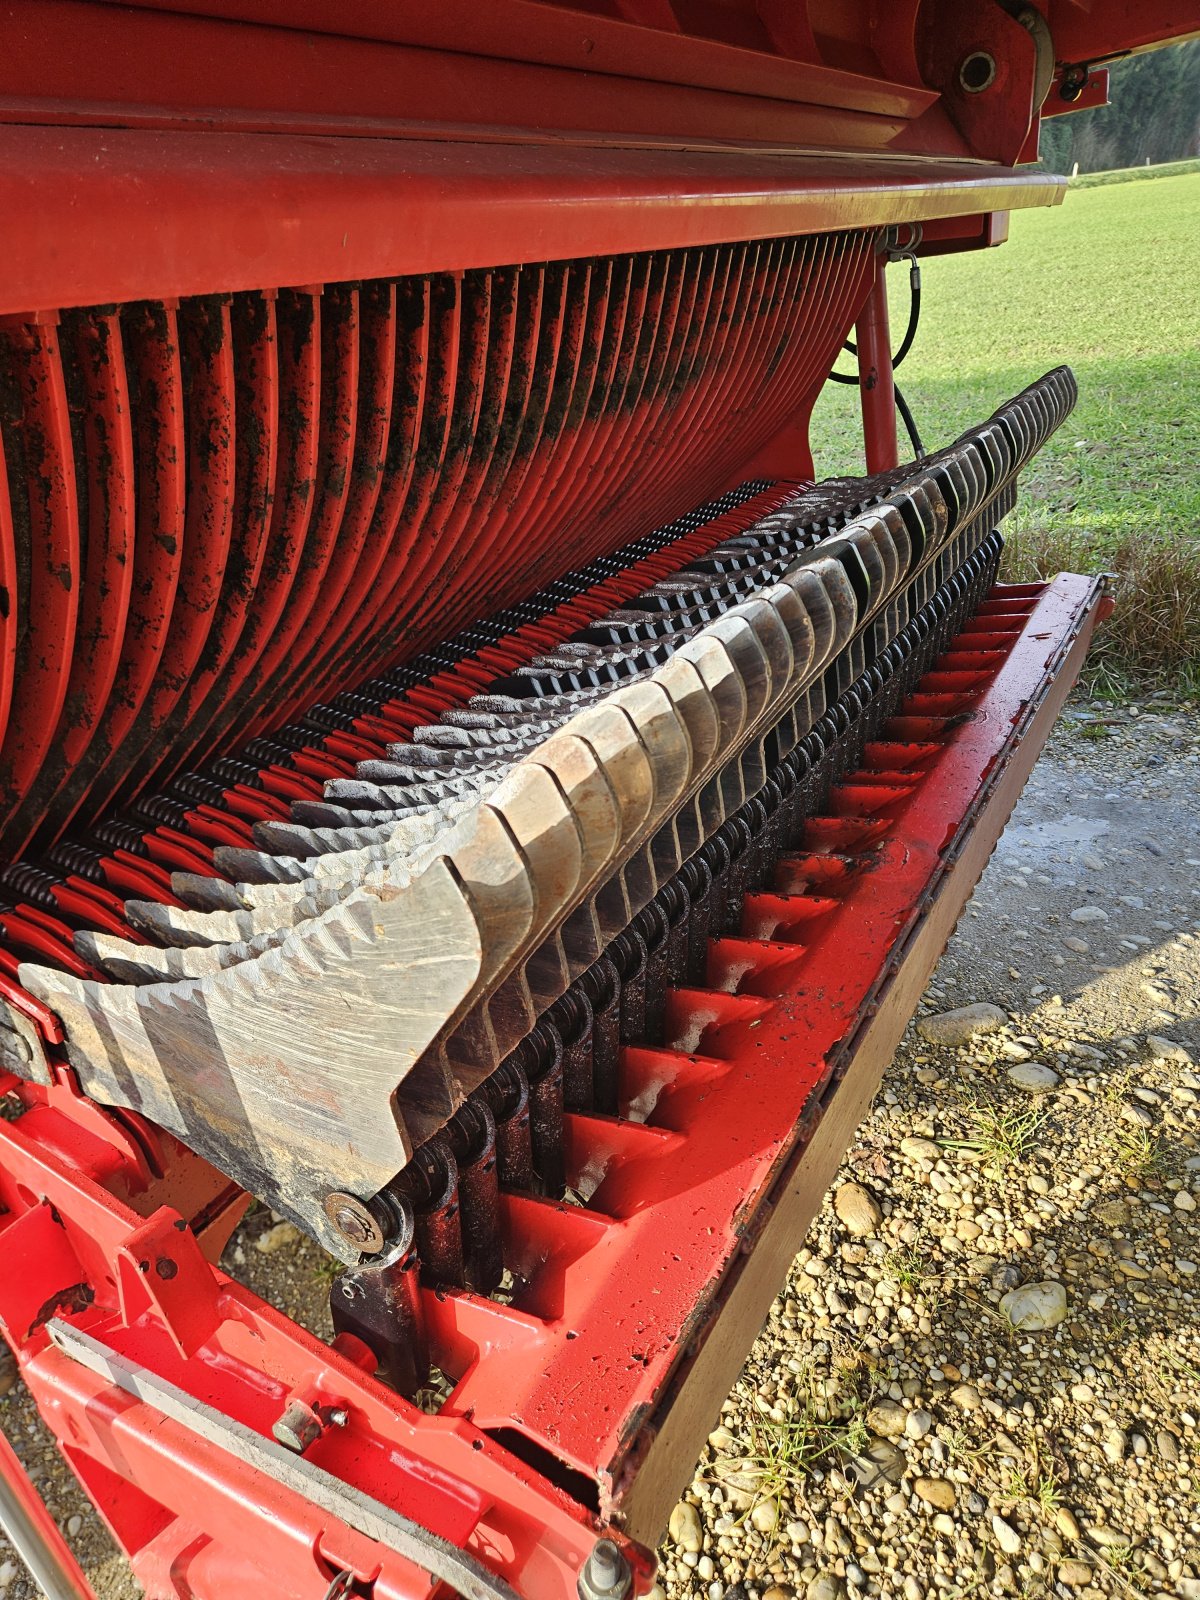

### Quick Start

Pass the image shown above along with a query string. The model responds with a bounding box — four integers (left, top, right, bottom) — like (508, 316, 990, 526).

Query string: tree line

(1038, 38, 1200, 173)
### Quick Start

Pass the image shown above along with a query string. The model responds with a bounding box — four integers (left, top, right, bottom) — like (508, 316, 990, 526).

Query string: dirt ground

(1, 690, 1197, 1599)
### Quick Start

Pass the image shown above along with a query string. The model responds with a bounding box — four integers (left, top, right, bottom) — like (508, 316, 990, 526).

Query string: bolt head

(578, 1540, 631, 1600)
(323, 1191, 385, 1253)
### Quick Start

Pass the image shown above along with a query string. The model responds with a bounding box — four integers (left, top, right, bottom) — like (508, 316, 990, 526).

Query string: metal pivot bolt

(329, 1196, 428, 1396)
(323, 1191, 386, 1254)
(1059, 61, 1091, 103)
(577, 1540, 631, 1600)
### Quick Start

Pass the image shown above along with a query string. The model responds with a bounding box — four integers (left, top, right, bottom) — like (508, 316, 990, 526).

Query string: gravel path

(1, 692, 1197, 1600)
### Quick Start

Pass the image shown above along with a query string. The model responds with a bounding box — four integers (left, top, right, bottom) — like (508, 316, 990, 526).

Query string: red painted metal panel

(0, 126, 1065, 318)
(23, 0, 934, 118)
(0, 0, 935, 160)
(1044, 0, 1200, 63)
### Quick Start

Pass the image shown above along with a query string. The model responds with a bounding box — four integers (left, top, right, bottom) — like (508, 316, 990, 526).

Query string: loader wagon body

(0, 4, 1193, 1598)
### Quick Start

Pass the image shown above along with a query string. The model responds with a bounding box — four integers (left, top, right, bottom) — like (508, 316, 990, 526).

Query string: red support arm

(855, 258, 899, 473)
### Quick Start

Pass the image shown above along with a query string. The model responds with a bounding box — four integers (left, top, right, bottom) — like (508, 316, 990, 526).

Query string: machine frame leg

(856, 261, 900, 473)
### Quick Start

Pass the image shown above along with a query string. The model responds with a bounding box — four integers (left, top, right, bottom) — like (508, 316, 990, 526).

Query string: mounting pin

(272, 1398, 323, 1454)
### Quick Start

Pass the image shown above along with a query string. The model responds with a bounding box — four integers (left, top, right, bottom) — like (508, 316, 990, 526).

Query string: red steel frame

(0, 573, 1107, 1599)
(0, 0, 1186, 322)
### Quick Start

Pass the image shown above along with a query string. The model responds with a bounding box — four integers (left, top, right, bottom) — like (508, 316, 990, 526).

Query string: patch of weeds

(1033, 1471, 1064, 1517)
(829, 1334, 889, 1389)
(883, 1245, 937, 1291)
(999, 1444, 1064, 1522)
(945, 1425, 994, 1471)
(727, 1405, 866, 1506)
(843, 1411, 869, 1455)
(882, 1246, 923, 1291)
(1002, 1464, 1030, 1501)
(1084, 658, 1137, 703)
(882, 1244, 947, 1319)
(1094, 1075, 1177, 1177)
(714, 1360, 878, 1513)
(1106, 1310, 1135, 1341)
(1103, 1119, 1171, 1180)
(956, 1289, 1023, 1337)
(1143, 1331, 1200, 1411)
(945, 1093, 1048, 1174)
(1100, 1543, 1155, 1595)
(1007, 524, 1200, 695)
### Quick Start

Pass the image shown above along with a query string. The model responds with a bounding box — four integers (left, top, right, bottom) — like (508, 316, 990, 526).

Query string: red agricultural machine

(0, 3, 1196, 1597)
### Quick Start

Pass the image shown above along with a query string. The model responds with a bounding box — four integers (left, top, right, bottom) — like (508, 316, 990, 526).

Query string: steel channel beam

(0, 131, 1064, 317)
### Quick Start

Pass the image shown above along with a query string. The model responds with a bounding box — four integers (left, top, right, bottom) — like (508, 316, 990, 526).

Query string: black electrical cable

(894, 385, 923, 460)
(828, 254, 924, 459)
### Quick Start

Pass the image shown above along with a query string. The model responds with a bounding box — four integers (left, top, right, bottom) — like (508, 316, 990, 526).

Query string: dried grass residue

(1002, 525, 1200, 695)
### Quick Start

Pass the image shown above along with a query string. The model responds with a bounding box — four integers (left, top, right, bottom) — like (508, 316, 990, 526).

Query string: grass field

(1068, 156, 1200, 188)
(808, 170, 1200, 691)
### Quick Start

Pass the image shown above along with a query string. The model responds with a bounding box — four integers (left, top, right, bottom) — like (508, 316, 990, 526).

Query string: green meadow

(809, 171, 1200, 690)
